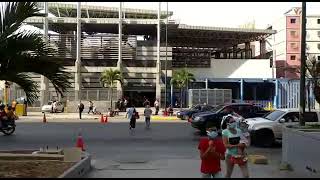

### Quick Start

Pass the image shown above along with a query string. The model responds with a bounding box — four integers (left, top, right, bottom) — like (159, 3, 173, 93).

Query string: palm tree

(0, 2, 71, 104)
(170, 68, 195, 108)
(100, 68, 123, 110)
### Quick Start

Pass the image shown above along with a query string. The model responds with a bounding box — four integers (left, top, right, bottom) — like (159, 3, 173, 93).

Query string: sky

(74, 2, 320, 29)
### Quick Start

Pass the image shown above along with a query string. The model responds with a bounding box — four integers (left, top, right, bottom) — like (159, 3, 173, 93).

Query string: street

(0, 120, 310, 178)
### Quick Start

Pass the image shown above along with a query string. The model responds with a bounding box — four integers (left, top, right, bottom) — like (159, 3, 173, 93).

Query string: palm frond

(0, 73, 39, 104)
(0, 2, 44, 40)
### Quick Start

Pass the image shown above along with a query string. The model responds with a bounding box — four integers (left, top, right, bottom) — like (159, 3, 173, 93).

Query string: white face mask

(207, 130, 218, 139)
(228, 122, 237, 129)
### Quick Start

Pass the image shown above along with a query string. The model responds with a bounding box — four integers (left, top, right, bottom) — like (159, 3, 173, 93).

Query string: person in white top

(154, 99, 159, 115)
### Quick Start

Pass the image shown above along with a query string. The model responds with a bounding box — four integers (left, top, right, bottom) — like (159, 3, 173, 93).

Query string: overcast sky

(73, 2, 320, 29)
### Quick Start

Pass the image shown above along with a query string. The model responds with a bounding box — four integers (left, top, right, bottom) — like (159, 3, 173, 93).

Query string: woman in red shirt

(198, 127, 226, 178)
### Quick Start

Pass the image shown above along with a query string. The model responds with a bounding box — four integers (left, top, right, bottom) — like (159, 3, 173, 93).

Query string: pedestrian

(52, 100, 57, 113)
(126, 105, 137, 130)
(11, 100, 17, 112)
(198, 127, 226, 178)
(222, 116, 250, 178)
(143, 98, 150, 107)
(144, 105, 152, 129)
(168, 105, 174, 116)
(78, 101, 84, 119)
(88, 101, 94, 114)
(124, 98, 128, 111)
(154, 99, 159, 115)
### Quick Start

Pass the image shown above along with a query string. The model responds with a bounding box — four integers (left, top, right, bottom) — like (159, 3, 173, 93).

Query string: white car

(41, 101, 65, 113)
(244, 109, 320, 147)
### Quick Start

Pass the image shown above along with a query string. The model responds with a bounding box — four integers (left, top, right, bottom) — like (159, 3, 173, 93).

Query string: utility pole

(299, 2, 306, 126)
(164, 2, 168, 109)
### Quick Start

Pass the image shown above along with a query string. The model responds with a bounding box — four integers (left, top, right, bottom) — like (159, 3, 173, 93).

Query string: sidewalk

(16, 112, 183, 123)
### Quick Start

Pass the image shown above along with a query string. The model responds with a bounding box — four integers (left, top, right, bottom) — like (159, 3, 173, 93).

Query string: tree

(0, 2, 71, 104)
(170, 68, 195, 108)
(284, 55, 320, 111)
(100, 68, 123, 110)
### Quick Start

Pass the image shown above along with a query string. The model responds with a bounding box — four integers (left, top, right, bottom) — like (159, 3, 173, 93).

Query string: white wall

(177, 59, 273, 79)
(307, 41, 320, 54)
(307, 16, 320, 29)
(307, 29, 320, 41)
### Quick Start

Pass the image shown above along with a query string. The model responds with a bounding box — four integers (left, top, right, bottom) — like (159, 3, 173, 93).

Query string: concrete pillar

(205, 78, 208, 89)
(253, 85, 257, 100)
(40, 2, 49, 106)
(170, 83, 174, 106)
(156, 2, 161, 106)
(274, 79, 279, 108)
(117, 2, 123, 99)
(260, 39, 266, 59)
(240, 79, 244, 102)
(233, 45, 237, 59)
(74, 2, 81, 101)
(245, 42, 250, 59)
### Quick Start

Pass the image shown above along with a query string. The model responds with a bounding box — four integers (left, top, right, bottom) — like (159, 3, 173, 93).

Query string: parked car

(190, 103, 270, 134)
(177, 104, 215, 120)
(245, 109, 320, 147)
(41, 101, 65, 113)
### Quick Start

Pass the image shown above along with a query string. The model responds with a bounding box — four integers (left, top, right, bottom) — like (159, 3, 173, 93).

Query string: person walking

(78, 101, 84, 119)
(126, 105, 137, 130)
(88, 101, 94, 114)
(144, 105, 152, 129)
(154, 99, 159, 115)
(222, 116, 250, 178)
(198, 127, 226, 178)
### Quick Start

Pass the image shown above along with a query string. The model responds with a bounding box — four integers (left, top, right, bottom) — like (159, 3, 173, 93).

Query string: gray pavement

(0, 121, 312, 178)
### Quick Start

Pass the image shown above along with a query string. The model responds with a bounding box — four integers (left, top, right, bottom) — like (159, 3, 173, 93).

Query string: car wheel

(255, 129, 275, 147)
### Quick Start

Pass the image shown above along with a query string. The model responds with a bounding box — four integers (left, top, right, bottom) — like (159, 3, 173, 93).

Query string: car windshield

(210, 105, 224, 112)
(263, 110, 286, 121)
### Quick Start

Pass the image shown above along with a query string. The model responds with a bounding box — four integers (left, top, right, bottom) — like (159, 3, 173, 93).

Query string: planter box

(282, 126, 320, 177)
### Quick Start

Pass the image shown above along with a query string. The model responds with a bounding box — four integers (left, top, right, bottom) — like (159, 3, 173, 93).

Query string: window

(318, 56, 320, 61)
(290, 43, 298, 50)
(290, 55, 296, 60)
(305, 112, 318, 122)
(282, 112, 299, 122)
(290, 30, 297, 37)
(290, 18, 296, 24)
(318, 19, 320, 24)
(318, 44, 320, 50)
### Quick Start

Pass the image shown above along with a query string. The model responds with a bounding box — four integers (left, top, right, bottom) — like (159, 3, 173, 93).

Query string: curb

(58, 152, 92, 178)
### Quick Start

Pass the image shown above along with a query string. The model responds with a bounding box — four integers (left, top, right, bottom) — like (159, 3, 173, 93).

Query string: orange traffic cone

(43, 113, 47, 123)
(100, 114, 105, 123)
(104, 115, 108, 123)
(76, 132, 85, 151)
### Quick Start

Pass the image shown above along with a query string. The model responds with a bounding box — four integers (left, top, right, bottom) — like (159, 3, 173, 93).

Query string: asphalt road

(0, 121, 310, 178)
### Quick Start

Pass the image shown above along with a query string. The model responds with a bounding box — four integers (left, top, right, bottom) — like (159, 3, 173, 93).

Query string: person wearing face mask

(222, 116, 249, 178)
(198, 127, 226, 178)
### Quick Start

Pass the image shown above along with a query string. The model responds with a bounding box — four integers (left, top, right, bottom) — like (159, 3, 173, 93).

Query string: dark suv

(177, 104, 215, 120)
(190, 103, 270, 133)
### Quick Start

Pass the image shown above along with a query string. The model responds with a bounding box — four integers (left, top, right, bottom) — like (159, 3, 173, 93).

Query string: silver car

(244, 109, 320, 147)
(41, 101, 65, 113)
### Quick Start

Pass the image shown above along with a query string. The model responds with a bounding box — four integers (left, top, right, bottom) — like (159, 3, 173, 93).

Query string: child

(233, 121, 250, 161)
(198, 127, 226, 178)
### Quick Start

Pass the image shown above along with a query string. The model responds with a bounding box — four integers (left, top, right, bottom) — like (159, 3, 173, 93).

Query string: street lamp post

(299, 2, 306, 126)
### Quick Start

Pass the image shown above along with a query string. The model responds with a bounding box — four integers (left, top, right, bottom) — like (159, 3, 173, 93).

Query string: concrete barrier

(282, 126, 320, 177)
(58, 152, 92, 178)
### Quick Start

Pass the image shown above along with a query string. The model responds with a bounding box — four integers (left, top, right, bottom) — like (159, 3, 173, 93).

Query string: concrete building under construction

(12, 2, 278, 111)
